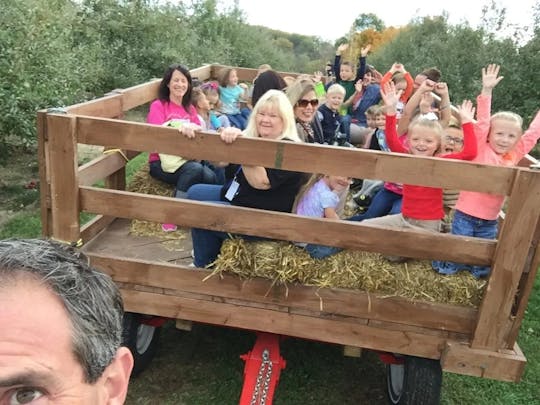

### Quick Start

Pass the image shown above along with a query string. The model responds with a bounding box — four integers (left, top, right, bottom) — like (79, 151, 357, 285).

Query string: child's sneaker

(432, 260, 459, 275)
(161, 223, 177, 232)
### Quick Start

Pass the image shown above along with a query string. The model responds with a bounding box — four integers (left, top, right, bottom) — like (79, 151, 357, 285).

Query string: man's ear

(102, 347, 134, 404)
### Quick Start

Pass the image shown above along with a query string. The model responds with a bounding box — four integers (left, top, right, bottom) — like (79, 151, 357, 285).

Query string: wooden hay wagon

(38, 64, 540, 404)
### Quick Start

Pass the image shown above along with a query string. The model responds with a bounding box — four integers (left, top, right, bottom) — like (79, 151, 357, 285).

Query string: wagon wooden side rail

(37, 65, 540, 383)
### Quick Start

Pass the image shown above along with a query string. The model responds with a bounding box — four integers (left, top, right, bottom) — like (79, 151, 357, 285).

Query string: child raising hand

(434, 64, 540, 278)
(358, 82, 477, 262)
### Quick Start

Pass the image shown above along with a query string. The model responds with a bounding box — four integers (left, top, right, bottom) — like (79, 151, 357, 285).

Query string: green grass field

(1, 150, 538, 404)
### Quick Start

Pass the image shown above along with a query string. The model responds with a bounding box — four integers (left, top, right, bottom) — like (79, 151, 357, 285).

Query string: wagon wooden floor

(82, 218, 193, 265)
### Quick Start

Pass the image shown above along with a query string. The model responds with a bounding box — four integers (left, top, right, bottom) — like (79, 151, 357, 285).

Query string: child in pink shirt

(434, 64, 540, 278)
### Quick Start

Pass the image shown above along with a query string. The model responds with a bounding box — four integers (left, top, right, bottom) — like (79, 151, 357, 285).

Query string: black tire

(386, 355, 442, 405)
(122, 312, 161, 376)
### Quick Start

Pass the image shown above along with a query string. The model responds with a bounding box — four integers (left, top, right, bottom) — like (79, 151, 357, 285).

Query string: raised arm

(434, 82, 451, 128)
(514, 109, 540, 159)
(445, 100, 477, 161)
(333, 43, 348, 82)
(397, 79, 436, 135)
(356, 44, 370, 80)
(380, 81, 407, 153)
(476, 64, 504, 141)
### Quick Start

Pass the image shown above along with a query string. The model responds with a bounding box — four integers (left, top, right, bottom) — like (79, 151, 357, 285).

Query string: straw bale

(126, 167, 187, 247)
(211, 239, 486, 307)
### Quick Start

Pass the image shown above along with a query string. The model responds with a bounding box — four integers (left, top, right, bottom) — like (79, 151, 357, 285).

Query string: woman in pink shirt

(147, 64, 225, 232)
(434, 64, 540, 278)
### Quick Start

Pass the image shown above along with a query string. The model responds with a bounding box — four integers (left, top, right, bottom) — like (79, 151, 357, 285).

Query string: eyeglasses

(444, 135, 464, 145)
(297, 99, 319, 108)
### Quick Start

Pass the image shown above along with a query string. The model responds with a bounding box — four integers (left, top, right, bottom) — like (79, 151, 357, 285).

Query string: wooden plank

(105, 166, 126, 191)
(74, 116, 514, 195)
(116, 79, 161, 111)
(505, 221, 540, 347)
(472, 170, 540, 350)
(188, 64, 213, 81)
(120, 288, 448, 359)
(37, 111, 52, 237)
(78, 153, 126, 186)
(212, 64, 302, 83)
(441, 342, 526, 382)
(47, 114, 80, 243)
(87, 253, 478, 334)
(80, 187, 495, 265)
(80, 215, 116, 244)
(66, 94, 123, 118)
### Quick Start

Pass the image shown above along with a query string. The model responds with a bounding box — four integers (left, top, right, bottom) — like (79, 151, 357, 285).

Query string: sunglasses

(297, 98, 319, 108)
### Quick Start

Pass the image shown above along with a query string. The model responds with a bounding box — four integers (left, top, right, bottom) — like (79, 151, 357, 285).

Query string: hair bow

(201, 81, 218, 91)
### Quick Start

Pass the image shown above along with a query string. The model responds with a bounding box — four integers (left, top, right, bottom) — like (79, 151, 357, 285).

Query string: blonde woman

(187, 90, 308, 267)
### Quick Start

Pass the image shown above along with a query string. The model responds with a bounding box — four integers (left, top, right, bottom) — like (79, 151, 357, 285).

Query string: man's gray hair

(0, 238, 123, 383)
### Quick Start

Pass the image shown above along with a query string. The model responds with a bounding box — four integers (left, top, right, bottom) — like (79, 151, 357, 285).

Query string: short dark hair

(0, 238, 124, 384)
(421, 67, 442, 83)
(158, 63, 193, 110)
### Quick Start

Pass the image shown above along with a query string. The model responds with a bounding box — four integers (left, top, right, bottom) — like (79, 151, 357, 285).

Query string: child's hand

(239, 83, 248, 90)
(390, 62, 404, 73)
(219, 127, 243, 144)
(418, 79, 436, 94)
(380, 81, 401, 112)
(312, 71, 323, 83)
(337, 43, 348, 55)
(179, 123, 202, 139)
(434, 82, 449, 97)
(482, 64, 504, 93)
(457, 100, 475, 124)
(361, 44, 372, 57)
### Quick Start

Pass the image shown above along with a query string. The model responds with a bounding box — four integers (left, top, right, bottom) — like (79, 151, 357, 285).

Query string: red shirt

(385, 114, 477, 220)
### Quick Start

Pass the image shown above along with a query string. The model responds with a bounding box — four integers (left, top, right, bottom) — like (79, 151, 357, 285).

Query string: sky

(228, 0, 537, 42)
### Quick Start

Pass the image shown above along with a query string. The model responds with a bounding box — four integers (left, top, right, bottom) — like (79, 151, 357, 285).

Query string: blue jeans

(187, 184, 225, 201)
(349, 188, 402, 221)
(305, 243, 341, 259)
(192, 229, 267, 268)
(226, 108, 251, 130)
(340, 114, 351, 141)
(432, 210, 498, 278)
(150, 160, 223, 195)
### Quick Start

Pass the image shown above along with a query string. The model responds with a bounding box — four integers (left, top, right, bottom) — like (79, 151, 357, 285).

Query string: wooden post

(37, 110, 52, 237)
(472, 169, 540, 350)
(47, 114, 80, 244)
(504, 219, 540, 347)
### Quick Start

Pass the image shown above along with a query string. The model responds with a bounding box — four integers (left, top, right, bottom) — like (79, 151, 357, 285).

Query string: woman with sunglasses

(286, 79, 324, 144)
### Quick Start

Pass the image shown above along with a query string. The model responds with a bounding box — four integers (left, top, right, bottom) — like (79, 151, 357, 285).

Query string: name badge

(224, 179, 240, 201)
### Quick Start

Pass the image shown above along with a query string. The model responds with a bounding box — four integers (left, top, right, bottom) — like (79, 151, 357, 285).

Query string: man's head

(0, 238, 133, 404)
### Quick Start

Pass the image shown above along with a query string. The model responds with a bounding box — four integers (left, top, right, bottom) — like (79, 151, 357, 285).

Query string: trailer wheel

(386, 355, 442, 404)
(122, 312, 161, 376)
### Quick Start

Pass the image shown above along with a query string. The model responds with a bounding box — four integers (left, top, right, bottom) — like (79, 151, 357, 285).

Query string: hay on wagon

(210, 238, 486, 307)
(126, 167, 187, 249)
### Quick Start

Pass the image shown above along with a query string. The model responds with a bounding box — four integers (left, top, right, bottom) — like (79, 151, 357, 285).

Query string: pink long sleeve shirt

(455, 95, 540, 220)
(146, 99, 200, 162)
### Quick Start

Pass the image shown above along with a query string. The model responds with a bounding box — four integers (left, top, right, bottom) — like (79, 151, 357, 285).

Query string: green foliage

(354, 13, 386, 32)
(0, 0, 93, 156)
(370, 14, 538, 122)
